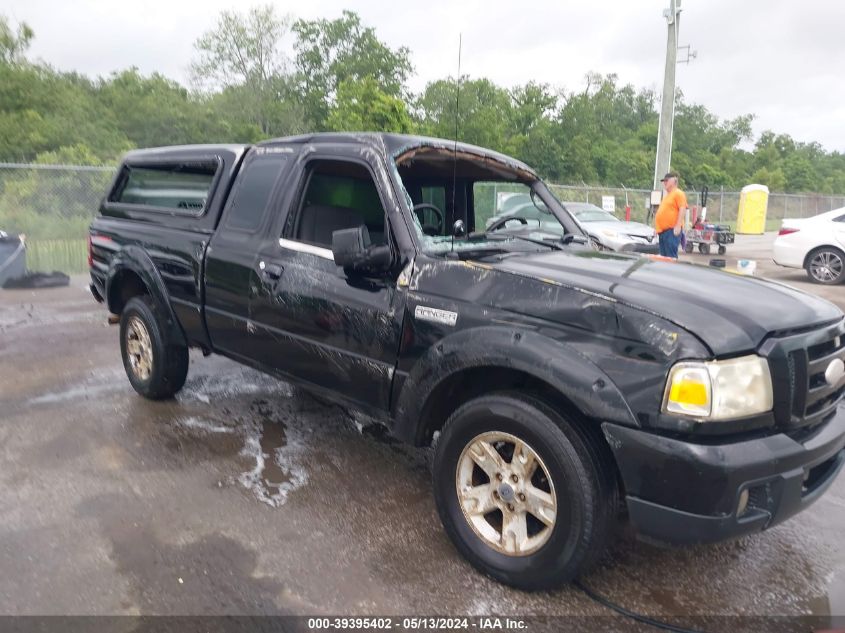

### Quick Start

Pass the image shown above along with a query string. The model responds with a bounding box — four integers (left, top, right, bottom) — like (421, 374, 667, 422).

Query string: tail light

(87, 235, 93, 268)
(778, 227, 800, 236)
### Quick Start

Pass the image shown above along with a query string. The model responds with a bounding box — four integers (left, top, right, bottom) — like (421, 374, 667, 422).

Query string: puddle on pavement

(153, 391, 309, 508)
(235, 399, 308, 508)
(255, 418, 292, 495)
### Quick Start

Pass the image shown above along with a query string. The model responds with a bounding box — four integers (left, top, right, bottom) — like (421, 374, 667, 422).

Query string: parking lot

(1, 233, 844, 625)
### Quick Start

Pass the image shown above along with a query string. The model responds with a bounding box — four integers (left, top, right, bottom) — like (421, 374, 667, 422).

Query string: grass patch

(25, 239, 88, 273)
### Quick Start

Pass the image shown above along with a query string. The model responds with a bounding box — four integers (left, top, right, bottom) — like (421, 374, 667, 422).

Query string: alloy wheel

(455, 431, 557, 556)
(125, 316, 153, 381)
(810, 250, 844, 283)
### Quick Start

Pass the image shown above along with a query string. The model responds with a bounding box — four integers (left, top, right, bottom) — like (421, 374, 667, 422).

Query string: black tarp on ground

(3, 270, 71, 289)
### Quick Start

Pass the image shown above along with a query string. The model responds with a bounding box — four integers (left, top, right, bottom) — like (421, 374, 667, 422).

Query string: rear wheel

(683, 241, 694, 254)
(432, 393, 618, 590)
(120, 296, 189, 399)
(806, 247, 845, 285)
(717, 245, 727, 255)
(698, 242, 710, 254)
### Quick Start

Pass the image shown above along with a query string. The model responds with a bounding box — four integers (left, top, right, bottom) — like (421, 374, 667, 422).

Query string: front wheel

(433, 393, 618, 590)
(806, 247, 845, 285)
(120, 295, 189, 399)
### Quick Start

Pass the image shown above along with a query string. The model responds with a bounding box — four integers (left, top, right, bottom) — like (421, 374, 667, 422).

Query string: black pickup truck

(89, 133, 845, 589)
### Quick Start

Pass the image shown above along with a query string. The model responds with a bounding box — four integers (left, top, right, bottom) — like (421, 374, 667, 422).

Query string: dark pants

(658, 230, 680, 258)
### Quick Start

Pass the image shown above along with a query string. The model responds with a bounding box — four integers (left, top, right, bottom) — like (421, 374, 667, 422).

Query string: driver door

(248, 148, 406, 413)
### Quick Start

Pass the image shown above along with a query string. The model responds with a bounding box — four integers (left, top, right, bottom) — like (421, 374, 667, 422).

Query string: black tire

(683, 241, 694, 254)
(433, 392, 619, 590)
(698, 242, 710, 254)
(805, 247, 845, 285)
(119, 295, 189, 399)
(717, 245, 727, 255)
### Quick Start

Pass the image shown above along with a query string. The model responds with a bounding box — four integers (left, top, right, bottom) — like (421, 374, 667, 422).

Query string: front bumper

(620, 241, 660, 254)
(602, 409, 845, 544)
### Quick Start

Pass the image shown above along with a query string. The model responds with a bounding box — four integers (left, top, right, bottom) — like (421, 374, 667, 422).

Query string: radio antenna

(450, 33, 462, 253)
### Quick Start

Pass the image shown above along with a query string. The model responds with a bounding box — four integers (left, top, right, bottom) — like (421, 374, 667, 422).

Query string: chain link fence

(548, 184, 845, 229)
(2, 162, 845, 273)
(0, 163, 112, 273)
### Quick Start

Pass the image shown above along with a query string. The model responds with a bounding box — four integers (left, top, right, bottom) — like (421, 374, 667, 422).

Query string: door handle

(259, 261, 283, 280)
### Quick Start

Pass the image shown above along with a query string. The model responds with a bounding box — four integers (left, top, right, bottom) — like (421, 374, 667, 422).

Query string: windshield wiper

(483, 233, 563, 251)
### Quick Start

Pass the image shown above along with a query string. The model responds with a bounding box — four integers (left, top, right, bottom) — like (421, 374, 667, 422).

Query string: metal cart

(684, 224, 735, 255)
(682, 186, 735, 255)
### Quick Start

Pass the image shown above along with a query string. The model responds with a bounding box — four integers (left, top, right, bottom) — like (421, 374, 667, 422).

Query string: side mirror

(331, 225, 391, 275)
(453, 219, 466, 238)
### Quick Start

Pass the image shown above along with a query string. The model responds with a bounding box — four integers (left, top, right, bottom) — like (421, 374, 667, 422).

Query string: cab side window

(287, 160, 387, 247)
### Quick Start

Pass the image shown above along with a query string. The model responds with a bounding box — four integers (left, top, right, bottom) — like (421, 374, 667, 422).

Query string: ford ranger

(89, 133, 845, 590)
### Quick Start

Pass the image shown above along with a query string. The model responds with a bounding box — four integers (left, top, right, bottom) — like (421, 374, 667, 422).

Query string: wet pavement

(1, 235, 844, 624)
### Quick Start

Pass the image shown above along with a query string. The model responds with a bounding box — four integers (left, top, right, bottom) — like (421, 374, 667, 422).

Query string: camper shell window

(110, 160, 219, 215)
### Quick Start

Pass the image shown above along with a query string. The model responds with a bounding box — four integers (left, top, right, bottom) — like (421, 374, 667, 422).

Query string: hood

(492, 249, 842, 355)
(582, 221, 654, 238)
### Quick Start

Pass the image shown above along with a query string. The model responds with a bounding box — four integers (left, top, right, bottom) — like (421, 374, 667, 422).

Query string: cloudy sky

(5, 0, 845, 151)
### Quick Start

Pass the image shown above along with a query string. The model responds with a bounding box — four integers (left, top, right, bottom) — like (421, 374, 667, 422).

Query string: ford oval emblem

(824, 358, 845, 387)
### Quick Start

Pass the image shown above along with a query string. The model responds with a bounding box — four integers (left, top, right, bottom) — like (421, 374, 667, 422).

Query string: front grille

(804, 337, 845, 421)
(762, 320, 845, 431)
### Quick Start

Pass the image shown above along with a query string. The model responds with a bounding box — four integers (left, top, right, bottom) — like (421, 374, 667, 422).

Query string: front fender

(106, 245, 187, 347)
(392, 326, 638, 445)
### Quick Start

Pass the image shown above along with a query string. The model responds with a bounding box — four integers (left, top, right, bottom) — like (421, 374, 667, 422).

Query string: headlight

(663, 355, 773, 420)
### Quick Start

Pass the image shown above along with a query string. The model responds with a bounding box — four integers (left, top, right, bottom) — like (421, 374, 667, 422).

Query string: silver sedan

(567, 203, 659, 253)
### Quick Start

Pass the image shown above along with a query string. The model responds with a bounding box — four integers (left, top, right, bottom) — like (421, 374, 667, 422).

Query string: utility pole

(653, 0, 682, 191)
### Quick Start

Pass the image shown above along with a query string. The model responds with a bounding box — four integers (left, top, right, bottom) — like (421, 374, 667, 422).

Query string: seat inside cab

(295, 161, 386, 246)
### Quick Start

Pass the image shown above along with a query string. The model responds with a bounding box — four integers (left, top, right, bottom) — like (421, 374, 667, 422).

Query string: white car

(773, 207, 845, 284)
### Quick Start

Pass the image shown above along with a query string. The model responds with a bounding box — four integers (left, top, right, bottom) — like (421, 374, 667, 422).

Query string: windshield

(575, 209, 620, 223)
(391, 178, 574, 257)
(391, 147, 585, 257)
(428, 181, 564, 255)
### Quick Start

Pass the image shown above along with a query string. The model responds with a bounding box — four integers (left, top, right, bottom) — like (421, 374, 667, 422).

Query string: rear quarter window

(223, 154, 288, 232)
(110, 161, 218, 214)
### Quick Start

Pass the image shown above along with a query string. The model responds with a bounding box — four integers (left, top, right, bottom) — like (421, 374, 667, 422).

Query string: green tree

(326, 77, 413, 133)
(190, 5, 304, 136)
(191, 5, 289, 89)
(0, 62, 132, 162)
(416, 77, 514, 152)
(293, 10, 413, 129)
(0, 16, 33, 64)
(783, 153, 815, 192)
(750, 166, 787, 192)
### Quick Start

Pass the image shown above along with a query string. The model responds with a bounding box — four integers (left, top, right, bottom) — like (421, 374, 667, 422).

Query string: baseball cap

(660, 172, 679, 182)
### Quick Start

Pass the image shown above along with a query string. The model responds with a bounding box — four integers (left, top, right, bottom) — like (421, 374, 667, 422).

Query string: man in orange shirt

(654, 172, 688, 258)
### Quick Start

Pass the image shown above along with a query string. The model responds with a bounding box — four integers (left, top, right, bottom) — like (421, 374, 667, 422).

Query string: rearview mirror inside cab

(331, 225, 391, 275)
